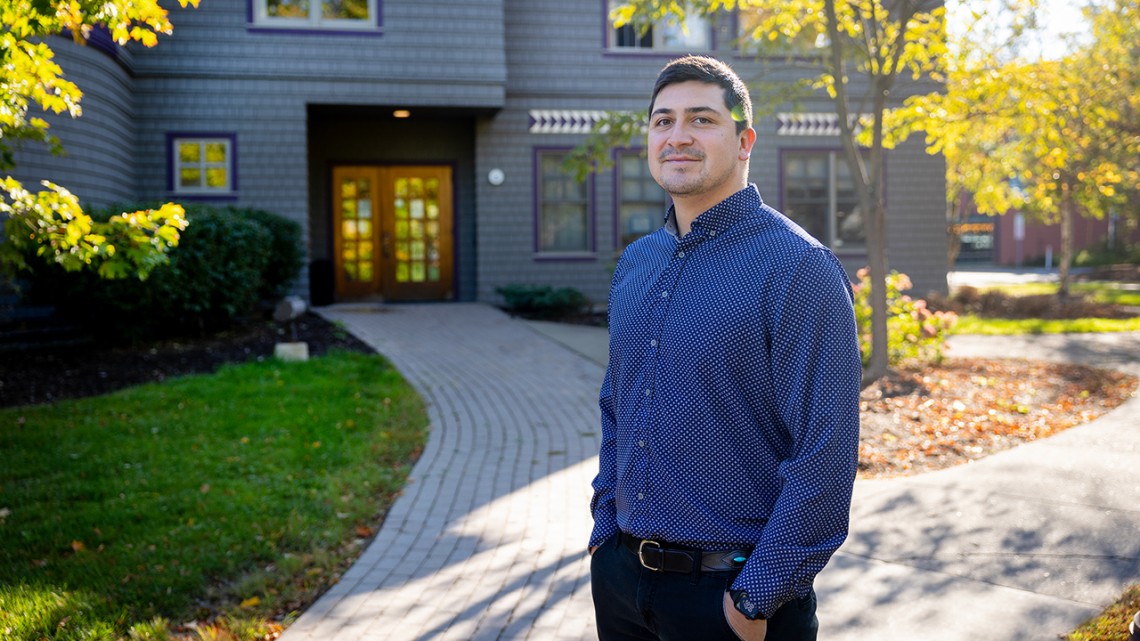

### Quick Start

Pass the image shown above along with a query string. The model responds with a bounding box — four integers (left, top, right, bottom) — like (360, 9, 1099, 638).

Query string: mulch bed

(0, 312, 375, 409)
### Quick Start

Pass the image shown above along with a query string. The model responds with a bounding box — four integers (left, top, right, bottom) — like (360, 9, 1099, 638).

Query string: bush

(22, 205, 303, 341)
(233, 207, 304, 300)
(853, 269, 957, 368)
(496, 284, 588, 320)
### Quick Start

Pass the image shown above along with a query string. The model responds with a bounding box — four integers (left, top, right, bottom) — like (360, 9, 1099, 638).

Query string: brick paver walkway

(279, 303, 602, 641)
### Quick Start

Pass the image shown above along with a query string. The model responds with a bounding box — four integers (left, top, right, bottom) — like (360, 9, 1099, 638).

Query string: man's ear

(739, 127, 757, 161)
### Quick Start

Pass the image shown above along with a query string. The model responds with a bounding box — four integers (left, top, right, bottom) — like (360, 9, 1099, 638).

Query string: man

(588, 55, 862, 641)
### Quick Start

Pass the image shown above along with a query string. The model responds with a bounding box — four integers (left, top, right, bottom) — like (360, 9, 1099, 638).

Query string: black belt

(620, 532, 751, 574)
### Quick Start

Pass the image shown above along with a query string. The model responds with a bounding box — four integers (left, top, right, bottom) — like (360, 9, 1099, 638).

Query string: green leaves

(1, 0, 201, 281)
(0, 178, 188, 279)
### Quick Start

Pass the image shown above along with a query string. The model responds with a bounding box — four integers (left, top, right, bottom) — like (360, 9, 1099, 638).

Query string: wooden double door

(333, 165, 454, 301)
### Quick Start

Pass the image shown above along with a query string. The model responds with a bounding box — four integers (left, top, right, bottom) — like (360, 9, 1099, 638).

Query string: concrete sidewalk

(285, 303, 1139, 641)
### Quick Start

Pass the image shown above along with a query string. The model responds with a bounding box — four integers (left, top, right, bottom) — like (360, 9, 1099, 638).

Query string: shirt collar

(663, 184, 764, 239)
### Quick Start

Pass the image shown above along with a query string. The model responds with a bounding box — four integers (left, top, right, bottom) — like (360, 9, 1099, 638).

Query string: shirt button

(677, 251, 685, 258)
(644, 388, 651, 396)
(650, 339, 658, 347)
(709, 230, 717, 237)
(661, 291, 669, 298)
(637, 493, 645, 500)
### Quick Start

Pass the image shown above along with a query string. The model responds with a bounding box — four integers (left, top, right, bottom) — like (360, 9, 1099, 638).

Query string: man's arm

(589, 359, 620, 550)
(730, 248, 862, 617)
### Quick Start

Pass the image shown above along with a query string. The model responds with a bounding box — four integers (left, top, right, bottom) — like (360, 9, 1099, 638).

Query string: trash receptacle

(1130, 610, 1140, 641)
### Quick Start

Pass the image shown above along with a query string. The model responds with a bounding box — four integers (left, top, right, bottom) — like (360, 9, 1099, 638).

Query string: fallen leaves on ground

(858, 358, 1137, 478)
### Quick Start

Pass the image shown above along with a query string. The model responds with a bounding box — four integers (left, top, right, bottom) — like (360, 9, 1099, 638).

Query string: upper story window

(608, 1, 712, 51)
(782, 150, 865, 252)
(616, 150, 667, 248)
(170, 134, 236, 196)
(252, 0, 380, 30)
(536, 150, 594, 255)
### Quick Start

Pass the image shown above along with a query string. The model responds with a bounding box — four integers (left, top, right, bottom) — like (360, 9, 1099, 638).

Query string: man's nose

(666, 122, 694, 147)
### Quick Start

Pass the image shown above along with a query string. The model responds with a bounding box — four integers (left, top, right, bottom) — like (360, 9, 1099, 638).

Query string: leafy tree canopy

(1, 0, 199, 279)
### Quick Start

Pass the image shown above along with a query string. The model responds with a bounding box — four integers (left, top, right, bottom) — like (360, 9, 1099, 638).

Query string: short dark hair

(649, 55, 753, 134)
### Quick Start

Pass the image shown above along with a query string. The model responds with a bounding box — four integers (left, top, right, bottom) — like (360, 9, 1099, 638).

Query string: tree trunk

(947, 197, 963, 267)
(1058, 184, 1073, 300)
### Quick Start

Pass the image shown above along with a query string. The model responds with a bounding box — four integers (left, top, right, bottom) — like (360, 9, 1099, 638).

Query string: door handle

(381, 230, 391, 258)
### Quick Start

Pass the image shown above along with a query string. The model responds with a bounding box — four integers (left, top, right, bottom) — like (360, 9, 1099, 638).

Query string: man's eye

(653, 118, 672, 127)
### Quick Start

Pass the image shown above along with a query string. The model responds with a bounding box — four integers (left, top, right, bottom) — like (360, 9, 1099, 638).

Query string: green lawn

(958, 280, 1140, 307)
(0, 351, 428, 640)
(952, 315, 1140, 335)
(948, 279, 1140, 334)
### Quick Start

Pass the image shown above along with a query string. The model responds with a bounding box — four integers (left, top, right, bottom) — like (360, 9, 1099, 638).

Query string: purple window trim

(166, 132, 239, 196)
(246, 0, 383, 32)
(533, 147, 597, 260)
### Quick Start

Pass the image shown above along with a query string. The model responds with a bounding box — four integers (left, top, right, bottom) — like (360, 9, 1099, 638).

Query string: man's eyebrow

(650, 106, 719, 118)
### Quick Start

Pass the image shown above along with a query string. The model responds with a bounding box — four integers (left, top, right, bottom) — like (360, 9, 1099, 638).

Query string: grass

(975, 281, 1140, 307)
(1065, 584, 1140, 641)
(945, 279, 1140, 335)
(951, 315, 1140, 335)
(0, 350, 428, 640)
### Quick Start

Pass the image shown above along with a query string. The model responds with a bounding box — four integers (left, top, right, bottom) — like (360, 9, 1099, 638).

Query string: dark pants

(591, 534, 818, 641)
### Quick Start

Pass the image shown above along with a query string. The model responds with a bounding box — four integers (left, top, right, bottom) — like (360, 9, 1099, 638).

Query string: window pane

(614, 23, 653, 48)
(267, 0, 309, 18)
(783, 151, 866, 249)
(322, 0, 368, 19)
(539, 152, 590, 252)
(618, 152, 667, 247)
(178, 142, 201, 163)
(541, 204, 587, 251)
(205, 143, 227, 163)
(658, 13, 709, 50)
(205, 168, 228, 188)
(179, 168, 202, 188)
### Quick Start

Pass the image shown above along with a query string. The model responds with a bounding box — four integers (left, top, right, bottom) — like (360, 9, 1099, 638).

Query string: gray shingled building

(9, 0, 948, 307)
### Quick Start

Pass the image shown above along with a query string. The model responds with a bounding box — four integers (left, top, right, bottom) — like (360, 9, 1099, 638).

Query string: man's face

(648, 80, 754, 202)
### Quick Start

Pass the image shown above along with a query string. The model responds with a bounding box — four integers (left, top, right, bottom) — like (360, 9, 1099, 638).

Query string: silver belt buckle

(638, 539, 663, 571)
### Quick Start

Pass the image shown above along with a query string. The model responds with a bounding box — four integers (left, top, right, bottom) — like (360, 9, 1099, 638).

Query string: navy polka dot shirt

(589, 185, 862, 618)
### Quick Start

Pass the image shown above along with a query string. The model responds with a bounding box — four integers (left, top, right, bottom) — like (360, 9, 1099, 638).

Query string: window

(252, 0, 379, 30)
(616, 151, 667, 247)
(170, 135, 236, 195)
(537, 150, 592, 254)
(608, 1, 712, 51)
(782, 151, 865, 251)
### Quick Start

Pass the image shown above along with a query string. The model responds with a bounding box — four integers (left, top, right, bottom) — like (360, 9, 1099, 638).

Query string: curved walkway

(282, 304, 1140, 641)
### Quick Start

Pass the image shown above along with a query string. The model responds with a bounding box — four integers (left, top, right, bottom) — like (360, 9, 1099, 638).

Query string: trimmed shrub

(496, 284, 588, 320)
(233, 207, 304, 300)
(22, 205, 302, 341)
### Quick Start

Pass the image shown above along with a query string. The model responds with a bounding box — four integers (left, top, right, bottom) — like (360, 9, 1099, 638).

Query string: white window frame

(172, 137, 234, 195)
(607, 1, 712, 51)
(252, 0, 379, 30)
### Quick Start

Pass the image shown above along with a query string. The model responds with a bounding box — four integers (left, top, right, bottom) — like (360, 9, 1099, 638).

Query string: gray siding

(484, 0, 949, 303)
(7, 37, 137, 209)
(10, 0, 947, 306)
